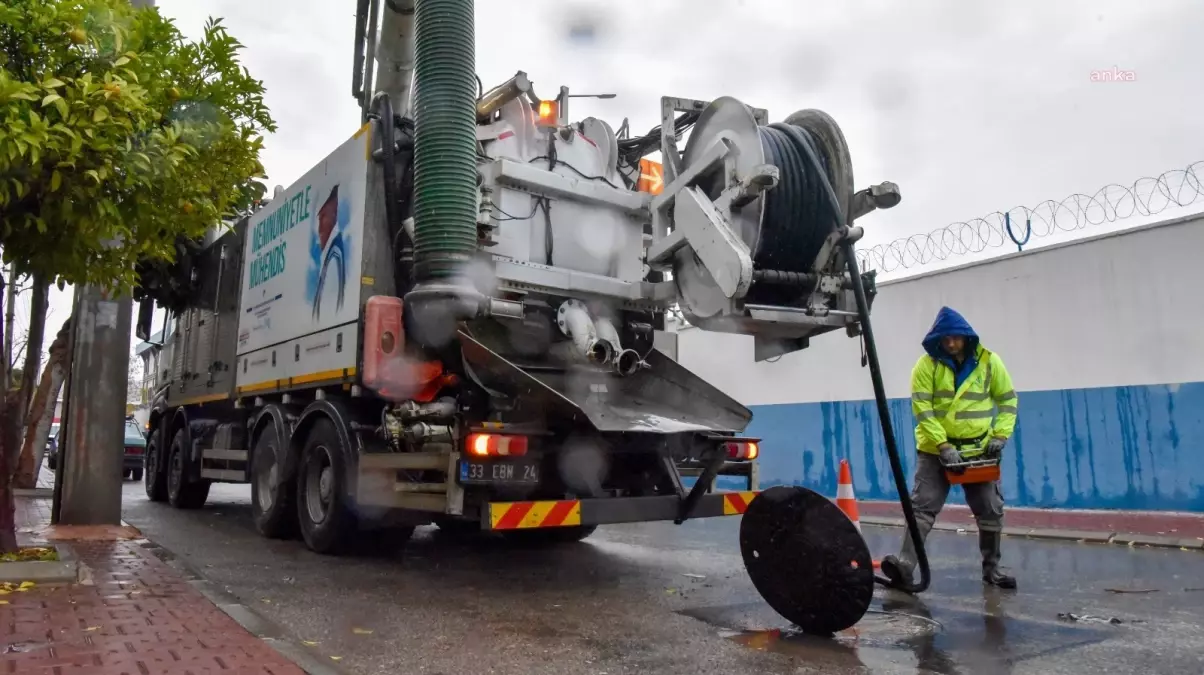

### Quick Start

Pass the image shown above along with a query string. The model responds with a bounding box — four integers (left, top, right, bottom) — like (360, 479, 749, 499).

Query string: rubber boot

(881, 516, 935, 589)
(979, 529, 1016, 589)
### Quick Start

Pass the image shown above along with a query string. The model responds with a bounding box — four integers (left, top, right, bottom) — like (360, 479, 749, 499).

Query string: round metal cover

(680, 96, 766, 251)
(740, 486, 874, 636)
(674, 97, 765, 320)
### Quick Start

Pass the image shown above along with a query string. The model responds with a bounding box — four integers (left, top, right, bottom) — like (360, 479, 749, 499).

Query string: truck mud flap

(458, 329, 752, 434)
(484, 491, 759, 530)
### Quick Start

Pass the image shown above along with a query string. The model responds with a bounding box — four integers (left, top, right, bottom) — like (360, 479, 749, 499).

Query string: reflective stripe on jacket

(910, 344, 1018, 456)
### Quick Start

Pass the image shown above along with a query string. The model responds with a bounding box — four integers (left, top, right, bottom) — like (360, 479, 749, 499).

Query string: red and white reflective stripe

(836, 481, 856, 501)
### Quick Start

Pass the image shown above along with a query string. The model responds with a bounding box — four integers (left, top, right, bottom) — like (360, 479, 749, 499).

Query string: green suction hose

(411, 0, 479, 283)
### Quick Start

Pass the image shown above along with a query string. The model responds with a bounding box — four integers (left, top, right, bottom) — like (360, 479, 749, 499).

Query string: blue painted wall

(743, 382, 1204, 512)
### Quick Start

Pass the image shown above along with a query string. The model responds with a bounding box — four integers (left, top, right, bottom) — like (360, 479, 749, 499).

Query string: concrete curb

(860, 516, 1204, 551)
(135, 539, 353, 675)
(14, 487, 53, 499)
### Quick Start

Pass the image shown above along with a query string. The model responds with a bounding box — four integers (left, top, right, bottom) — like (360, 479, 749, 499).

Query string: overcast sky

(23, 0, 1204, 355)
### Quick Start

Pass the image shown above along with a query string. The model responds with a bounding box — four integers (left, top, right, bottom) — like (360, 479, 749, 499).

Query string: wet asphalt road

(117, 480, 1204, 675)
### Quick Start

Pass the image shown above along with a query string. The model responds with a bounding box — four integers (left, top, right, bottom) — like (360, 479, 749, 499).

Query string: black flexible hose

(760, 121, 931, 595)
(371, 92, 412, 295)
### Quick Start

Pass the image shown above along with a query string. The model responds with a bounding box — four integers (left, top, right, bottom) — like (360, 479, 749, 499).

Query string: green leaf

(53, 98, 69, 118)
(114, 56, 130, 67)
(8, 92, 37, 102)
(50, 171, 61, 192)
(42, 78, 66, 89)
(85, 169, 100, 183)
(93, 106, 108, 122)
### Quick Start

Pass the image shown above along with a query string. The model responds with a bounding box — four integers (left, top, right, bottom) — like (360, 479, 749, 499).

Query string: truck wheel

(501, 525, 598, 547)
(251, 425, 297, 539)
(167, 428, 210, 510)
(296, 418, 357, 555)
(144, 427, 169, 502)
(131, 469, 143, 482)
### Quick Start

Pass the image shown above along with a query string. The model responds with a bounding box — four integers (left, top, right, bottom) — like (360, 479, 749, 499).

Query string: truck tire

(131, 468, 144, 482)
(501, 525, 598, 547)
(167, 428, 210, 509)
(144, 427, 169, 502)
(251, 425, 297, 539)
(295, 418, 357, 555)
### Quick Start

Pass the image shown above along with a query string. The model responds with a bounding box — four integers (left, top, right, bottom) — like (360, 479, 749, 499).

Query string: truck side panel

(165, 227, 245, 407)
(234, 126, 373, 396)
(237, 323, 359, 396)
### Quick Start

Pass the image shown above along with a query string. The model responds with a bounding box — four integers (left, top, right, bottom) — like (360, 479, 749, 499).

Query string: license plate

(459, 459, 540, 485)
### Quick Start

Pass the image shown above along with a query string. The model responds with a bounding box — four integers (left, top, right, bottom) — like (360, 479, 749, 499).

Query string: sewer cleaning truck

(134, 0, 930, 635)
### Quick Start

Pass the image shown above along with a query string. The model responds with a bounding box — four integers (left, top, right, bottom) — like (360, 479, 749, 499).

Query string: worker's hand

(938, 444, 965, 474)
(985, 436, 1007, 459)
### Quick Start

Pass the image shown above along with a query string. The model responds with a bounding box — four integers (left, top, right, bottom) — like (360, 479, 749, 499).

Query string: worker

(880, 306, 1019, 590)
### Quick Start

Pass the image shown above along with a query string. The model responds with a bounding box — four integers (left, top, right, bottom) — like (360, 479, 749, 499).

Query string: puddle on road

(714, 608, 941, 667)
(682, 599, 1117, 673)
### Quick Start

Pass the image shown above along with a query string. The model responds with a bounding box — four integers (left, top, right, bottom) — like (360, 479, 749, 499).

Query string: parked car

(123, 416, 145, 481)
(45, 423, 60, 470)
(48, 417, 146, 481)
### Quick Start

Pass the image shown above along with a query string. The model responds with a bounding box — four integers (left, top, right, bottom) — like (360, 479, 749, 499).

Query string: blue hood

(922, 307, 980, 389)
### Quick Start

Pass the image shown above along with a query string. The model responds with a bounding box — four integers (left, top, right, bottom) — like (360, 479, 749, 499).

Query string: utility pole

(51, 0, 153, 525)
(53, 288, 132, 525)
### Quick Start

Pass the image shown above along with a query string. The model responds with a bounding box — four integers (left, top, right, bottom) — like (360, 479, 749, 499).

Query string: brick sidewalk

(2, 497, 309, 675)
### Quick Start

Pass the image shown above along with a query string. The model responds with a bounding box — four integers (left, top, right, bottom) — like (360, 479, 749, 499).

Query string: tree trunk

(7, 272, 48, 479)
(14, 318, 71, 490)
(2, 265, 15, 391)
(0, 273, 17, 553)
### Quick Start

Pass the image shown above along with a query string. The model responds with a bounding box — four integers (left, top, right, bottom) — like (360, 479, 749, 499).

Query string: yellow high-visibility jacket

(911, 308, 1018, 456)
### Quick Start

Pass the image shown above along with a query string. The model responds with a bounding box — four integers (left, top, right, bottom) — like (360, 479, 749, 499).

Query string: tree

(126, 348, 143, 404)
(0, 0, 276, 551)
(13, 317, 69, 489)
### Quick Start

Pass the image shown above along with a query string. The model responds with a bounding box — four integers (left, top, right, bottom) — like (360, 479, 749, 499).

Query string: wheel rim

(304, 445, 335, 525)
(256, 446, 278, 512)
(168, 444, 183, 497)
(144, 444, 157, 491)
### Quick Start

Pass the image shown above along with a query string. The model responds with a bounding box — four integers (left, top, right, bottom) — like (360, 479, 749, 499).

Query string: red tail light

(466, 433, 529, 458)
(125, 446, 144, 455)
(725, 441, 759, 461)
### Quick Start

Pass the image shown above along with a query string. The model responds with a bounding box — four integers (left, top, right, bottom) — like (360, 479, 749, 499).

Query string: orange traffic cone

(836, 459, 881, 570)
(836, 459, 862, 533)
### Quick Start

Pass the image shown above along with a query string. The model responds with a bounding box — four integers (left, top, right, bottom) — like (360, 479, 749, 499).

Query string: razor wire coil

(855, 161, 1204, 273)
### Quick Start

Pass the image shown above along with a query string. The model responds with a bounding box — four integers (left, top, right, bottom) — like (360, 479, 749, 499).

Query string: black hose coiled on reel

(756, 123, 835, 272)
(752, 114, 932, 596)
(747, 116, 849, 305)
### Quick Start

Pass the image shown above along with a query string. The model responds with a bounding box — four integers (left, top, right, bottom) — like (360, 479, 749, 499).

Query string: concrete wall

(679, 214, 1204, 512)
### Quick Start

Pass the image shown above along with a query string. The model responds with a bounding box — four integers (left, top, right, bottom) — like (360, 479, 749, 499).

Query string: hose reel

(669, 98, 855, 317)
(647, 96, 897, 361)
